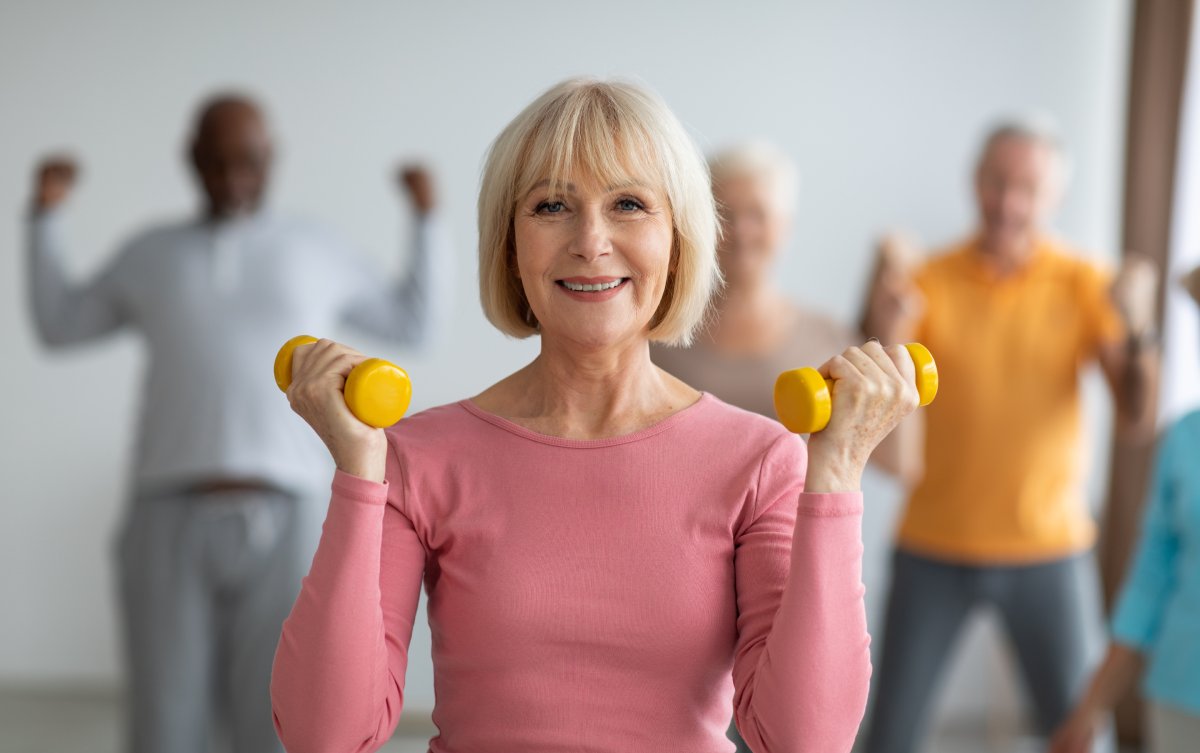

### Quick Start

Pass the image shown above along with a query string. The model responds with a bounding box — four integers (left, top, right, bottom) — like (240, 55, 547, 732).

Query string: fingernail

(868, 337, 880, 344)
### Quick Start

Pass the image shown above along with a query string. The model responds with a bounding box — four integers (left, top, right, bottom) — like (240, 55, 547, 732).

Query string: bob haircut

(478, 77, 721, 346)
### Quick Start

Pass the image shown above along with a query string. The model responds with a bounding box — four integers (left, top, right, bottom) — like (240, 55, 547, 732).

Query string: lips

(555, 276, 630, 300)
(558, 277, 626, 292)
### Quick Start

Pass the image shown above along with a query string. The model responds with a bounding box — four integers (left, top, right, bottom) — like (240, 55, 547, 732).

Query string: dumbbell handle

(273, 335, 412, 429)
(774, 343, 938, 434)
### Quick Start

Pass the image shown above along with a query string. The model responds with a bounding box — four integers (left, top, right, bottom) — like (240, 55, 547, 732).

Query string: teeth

(563, 279, 623, 292)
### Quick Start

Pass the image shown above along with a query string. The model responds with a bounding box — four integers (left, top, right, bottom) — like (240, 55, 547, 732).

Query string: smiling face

(512, 173, 675, 351)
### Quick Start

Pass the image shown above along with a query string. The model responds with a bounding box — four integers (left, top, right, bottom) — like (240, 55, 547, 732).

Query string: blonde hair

(477, 77, 720, 346)
(708, 141, 801, 215)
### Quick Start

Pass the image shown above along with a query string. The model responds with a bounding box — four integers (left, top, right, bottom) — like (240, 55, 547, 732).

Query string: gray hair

(708, 141, 801, 216)
(979, 115, 1071, 184)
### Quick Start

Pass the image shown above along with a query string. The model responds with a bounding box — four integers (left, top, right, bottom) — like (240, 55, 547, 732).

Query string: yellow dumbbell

(774, 342, 938, 434)
(273, 335, 413, 429)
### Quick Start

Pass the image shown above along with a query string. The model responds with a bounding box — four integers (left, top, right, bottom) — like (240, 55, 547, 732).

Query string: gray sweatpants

(115, 487, 312, 753)
(863, 548, 1096, 753)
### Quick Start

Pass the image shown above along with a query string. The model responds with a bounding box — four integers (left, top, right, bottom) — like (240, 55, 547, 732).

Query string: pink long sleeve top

(271, 394, 871, 753)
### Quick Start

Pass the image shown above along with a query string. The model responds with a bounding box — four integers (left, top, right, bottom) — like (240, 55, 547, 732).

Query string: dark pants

(863, 548, 1095, 753)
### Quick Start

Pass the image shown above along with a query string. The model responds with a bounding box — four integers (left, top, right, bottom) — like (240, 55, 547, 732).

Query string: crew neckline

(458, 392, 713, 448)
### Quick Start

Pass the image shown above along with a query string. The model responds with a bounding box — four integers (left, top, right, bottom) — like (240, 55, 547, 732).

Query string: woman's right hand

(1047, 706, 1103, 753)
(286, 338, 388, 483)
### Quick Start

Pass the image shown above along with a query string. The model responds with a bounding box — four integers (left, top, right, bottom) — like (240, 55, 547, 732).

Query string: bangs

(513, 84, 667, 203)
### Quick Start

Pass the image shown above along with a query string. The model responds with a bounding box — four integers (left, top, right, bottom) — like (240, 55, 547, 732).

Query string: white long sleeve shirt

(27, 208, 453, 497)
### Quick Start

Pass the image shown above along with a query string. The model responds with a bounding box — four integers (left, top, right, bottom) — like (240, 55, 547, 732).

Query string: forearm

(736, 494, 871, 752)
(860, 304, 907, 344)
(1116, 337, 1160, 433)
(270, 473, 402, 753)
(343, 213, 453, 348)
(1078, 642, 1146, 714)
(26, 211, 124, 345)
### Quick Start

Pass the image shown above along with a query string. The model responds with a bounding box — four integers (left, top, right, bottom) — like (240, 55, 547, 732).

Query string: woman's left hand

(804, 341, 921, 492)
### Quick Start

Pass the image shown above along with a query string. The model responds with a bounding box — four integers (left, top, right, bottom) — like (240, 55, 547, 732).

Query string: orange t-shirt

(899, 236, 1125, 563)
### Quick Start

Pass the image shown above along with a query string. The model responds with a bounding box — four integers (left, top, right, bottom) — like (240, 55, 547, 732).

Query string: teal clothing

(1111, 410, 1200, 713)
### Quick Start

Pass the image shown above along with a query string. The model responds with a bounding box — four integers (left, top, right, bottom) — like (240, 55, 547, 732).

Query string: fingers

(877, 231, 921, 271)
(883, 343, 917, 387)
(817, 342, 920, 416)
(33, 156, 79, 210)
(287, 339, 367, 400)
(38, 155, 78, 176)
(398, 164, 436, 213)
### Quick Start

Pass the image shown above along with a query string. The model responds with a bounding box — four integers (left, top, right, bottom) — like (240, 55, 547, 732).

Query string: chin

(552, 323, 645, 352)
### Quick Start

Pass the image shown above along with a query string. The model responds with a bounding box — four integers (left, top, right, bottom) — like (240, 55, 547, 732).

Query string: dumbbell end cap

(345, 359, 413, 429)
(774, 367, 832, 435)
(274, 335, 320, 392)
(904, 343, 939, 406)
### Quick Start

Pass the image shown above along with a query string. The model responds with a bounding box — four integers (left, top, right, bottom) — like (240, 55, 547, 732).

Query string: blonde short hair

(477, 77, 721, 346)
(708, 141, 801, 215)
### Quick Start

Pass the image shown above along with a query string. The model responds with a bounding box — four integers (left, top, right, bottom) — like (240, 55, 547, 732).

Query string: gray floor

(0, 685, 1092, 753)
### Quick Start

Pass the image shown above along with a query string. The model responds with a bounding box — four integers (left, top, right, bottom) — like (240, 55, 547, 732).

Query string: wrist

(804, 443, 864, 492)
(1126, 327, 1160, 352)
(331, 432, 388, 484)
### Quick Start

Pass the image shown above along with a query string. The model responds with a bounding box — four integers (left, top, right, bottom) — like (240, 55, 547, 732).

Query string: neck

(718, 272, 769, 305)
(490, 334, 695, 439)
(977, 231, 1038, 275)
(704, 277, 793, 349)
(713, 276, 782, 320)
(204, 203, 262, 223)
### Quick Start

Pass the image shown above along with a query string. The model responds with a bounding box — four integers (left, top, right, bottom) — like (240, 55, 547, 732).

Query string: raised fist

(862, 231, 925, 341)
(33, 156, 79, 211)
(1112, 253, 1160, 338)
(397, 164, 436, 215)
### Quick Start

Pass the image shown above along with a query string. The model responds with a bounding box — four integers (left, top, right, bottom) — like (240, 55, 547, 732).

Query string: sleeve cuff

(331, 469, 389, 506)
(1110, 593, 1159, 650)
(797, 491, 864, 517)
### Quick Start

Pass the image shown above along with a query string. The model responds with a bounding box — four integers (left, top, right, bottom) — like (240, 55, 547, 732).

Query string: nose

(569, 208, 612, 262)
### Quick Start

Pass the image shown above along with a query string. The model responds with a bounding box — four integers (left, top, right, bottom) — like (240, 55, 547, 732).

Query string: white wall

(0, 0, 1130, 731)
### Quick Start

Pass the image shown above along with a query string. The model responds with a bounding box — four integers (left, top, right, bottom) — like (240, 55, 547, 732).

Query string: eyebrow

(524, 179, 651, 197)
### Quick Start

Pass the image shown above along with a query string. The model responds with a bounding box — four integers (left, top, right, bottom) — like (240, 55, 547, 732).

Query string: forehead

(715, 172, 776, 197)
(980, 135, 1056, 174)
(196, 105, 269, 150)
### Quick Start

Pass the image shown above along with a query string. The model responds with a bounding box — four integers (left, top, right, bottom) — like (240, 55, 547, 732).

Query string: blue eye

(537, 200, 565, 214)
(616, 198, 645, 212)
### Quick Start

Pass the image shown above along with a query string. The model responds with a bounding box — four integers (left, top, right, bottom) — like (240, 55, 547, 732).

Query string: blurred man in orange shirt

(861, 120, 1160, 753)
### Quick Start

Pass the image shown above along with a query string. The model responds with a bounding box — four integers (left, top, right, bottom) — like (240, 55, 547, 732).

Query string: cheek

(512, 225, 555, 281)
(642, 228, 675, 283)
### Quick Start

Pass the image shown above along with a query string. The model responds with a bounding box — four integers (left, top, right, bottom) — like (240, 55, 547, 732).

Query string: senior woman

(652, 142, 920, 483)
(270, 78, 915, 753)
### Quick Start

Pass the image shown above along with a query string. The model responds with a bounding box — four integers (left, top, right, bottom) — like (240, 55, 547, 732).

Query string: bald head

(189, 93, 272, 218)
